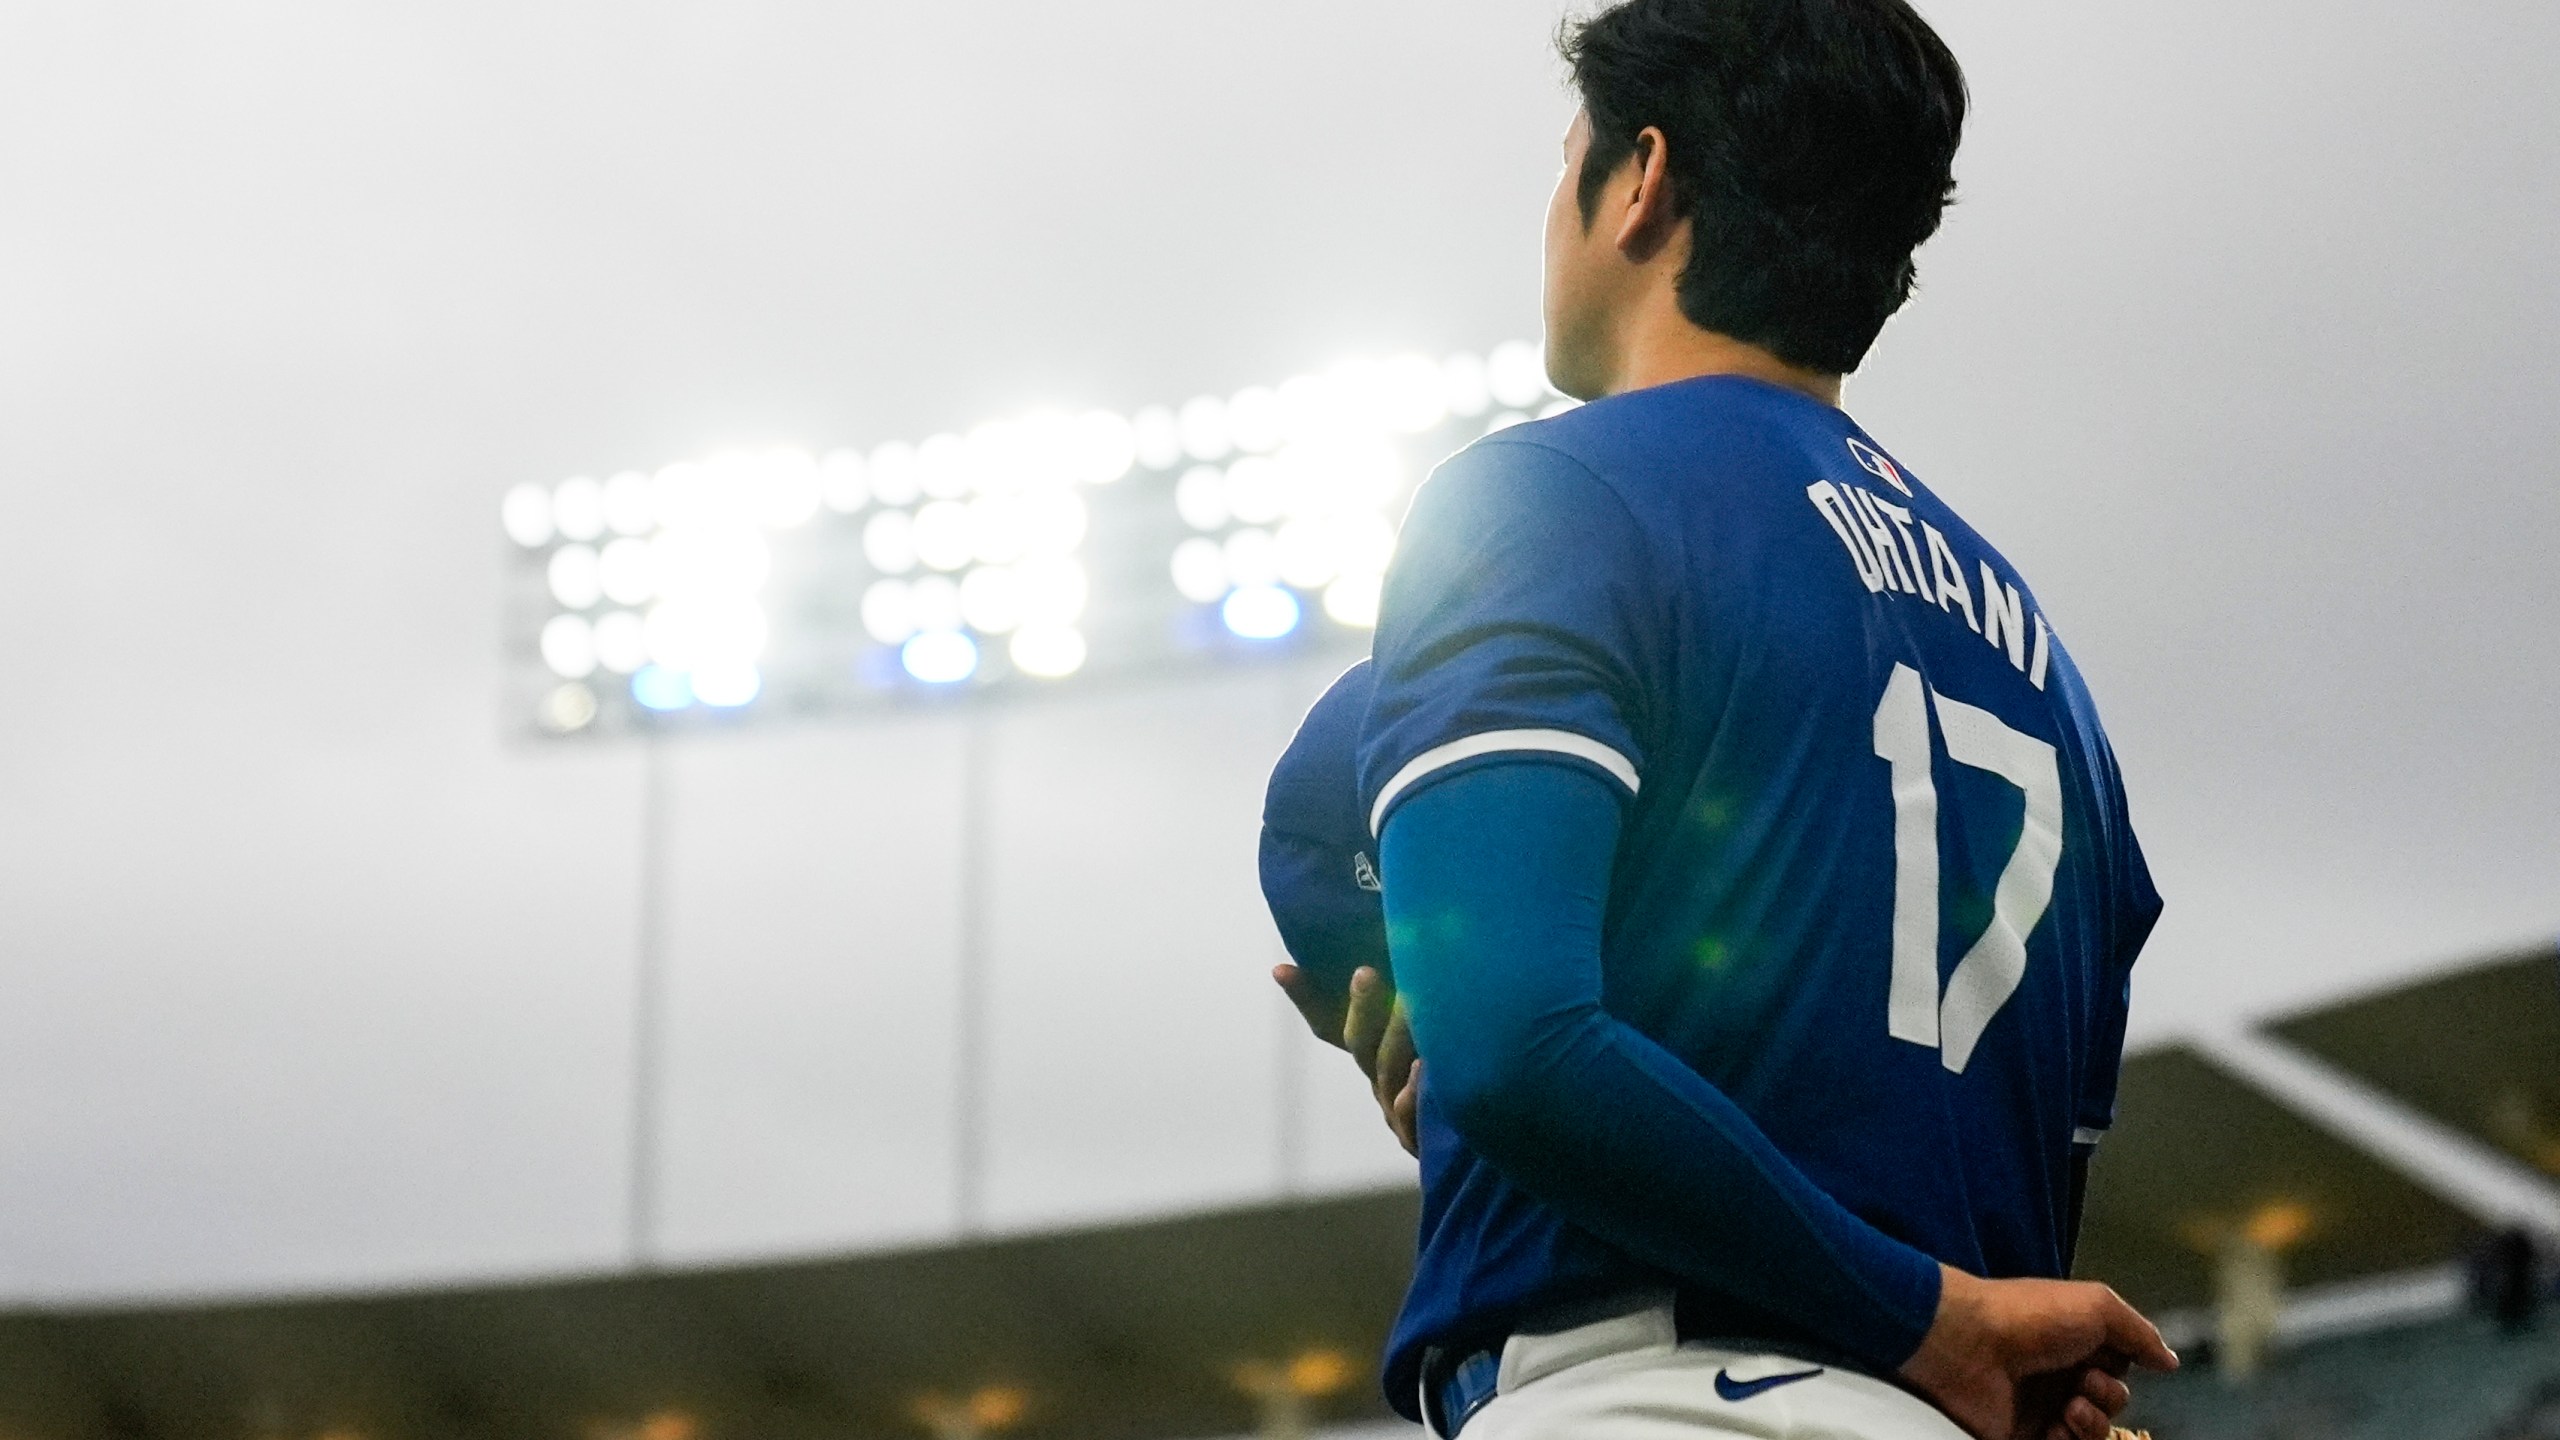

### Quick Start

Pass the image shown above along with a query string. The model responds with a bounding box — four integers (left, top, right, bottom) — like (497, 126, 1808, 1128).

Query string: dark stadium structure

(1, 944, 2553, 1440)
(2076, 1043, 2477, 1310)
(2273, 945, 2560, 1186)
(0, 1194, 1420, 1440)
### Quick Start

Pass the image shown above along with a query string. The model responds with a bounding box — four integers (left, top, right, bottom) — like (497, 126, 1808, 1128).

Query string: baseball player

(1257, 2, 2174, 1437)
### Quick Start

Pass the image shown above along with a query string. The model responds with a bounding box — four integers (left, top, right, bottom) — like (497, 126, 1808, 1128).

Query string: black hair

(1560, 0, 1967, 374)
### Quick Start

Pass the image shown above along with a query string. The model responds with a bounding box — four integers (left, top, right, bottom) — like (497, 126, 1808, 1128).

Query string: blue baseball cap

(1259, 660, 1390, 991)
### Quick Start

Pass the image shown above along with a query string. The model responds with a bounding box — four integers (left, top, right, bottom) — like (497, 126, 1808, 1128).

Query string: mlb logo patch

(1846, 437, 1912, 496)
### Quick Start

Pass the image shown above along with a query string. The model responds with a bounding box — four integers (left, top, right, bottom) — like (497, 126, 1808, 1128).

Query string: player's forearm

(1382, 761, 1943, 1374)
(1433, 999, 1943, 1372)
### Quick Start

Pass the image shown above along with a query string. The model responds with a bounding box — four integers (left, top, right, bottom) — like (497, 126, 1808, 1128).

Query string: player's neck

(1602, 301, 1843, 409)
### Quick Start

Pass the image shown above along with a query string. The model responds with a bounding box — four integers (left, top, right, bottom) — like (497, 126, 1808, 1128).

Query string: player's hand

(1272, 961, 1351, 1051)
(1343, 967, 1421, 1156)
(1898, 1266, 2175, 1440)
(1268, 963, 1420, 1156)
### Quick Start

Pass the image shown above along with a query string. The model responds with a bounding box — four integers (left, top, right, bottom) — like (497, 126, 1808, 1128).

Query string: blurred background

(0, 1, 2555, 1436)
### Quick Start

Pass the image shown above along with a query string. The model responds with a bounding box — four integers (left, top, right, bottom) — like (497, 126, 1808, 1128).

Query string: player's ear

(1615, 125, 1682, 264)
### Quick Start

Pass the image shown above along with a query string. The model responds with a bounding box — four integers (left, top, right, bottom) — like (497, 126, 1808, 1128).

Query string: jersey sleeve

(1358, 437, 1661, 838)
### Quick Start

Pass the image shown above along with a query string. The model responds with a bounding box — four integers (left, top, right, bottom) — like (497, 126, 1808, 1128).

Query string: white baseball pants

(1434, 1304, 1970, 1440)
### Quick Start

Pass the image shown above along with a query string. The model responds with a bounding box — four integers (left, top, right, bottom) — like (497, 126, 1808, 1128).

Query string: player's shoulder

(1411, 413, 1643, 547)
(1447, 376, 1845, 500)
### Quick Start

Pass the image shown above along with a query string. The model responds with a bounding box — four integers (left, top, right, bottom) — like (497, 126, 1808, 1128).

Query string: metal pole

(628, 732, 669, 1268)
(955, 713, 990, 1234)
(1276, 951, 1305, 1197)
(1273, 664, 1310, 1197)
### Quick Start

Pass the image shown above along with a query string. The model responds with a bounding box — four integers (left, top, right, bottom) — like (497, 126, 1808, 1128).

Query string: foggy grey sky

(0, 0, 2553, 1301)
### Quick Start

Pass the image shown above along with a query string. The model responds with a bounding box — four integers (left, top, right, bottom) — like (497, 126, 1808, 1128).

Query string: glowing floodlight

(640, 602, 691, 668)
(1274, 518, 1339, 590)
(907, 574, 964, 633)
(1274, 372, 1334, 444)
(650, 528, 767, 599)
(1171, 536, 1228, 603)
(1221, 527, 1280, 589)
(959, 564, 1023, 634)
(962, 487, 1082, 567)
(632, 665, 693, 711)
(1222, 584, 1301, 640)
(755, 448, 822, 528)
(869, 441, 921, 506)
(548, 544, 602, 609)
(593, 610, 650, 673)
(503, 483, 555, 548)
(1017, 487, 1086, 554)
(1072, 409, 1137, 485)
(541, 613, 598, 678)
(966, 494, 1027, 567)
(918, 433, 970, 500)
(602, 471, 658, 536)
(902, 630, 979, 684)
(1176, 466, 1229, 531)
(553, 476, 606, 541)
(911, 501, 976, 572)
(967, 417, 1025, 494)
(647, 461, 702, 528)
(1132, 405, 1183, 471)
(691, 662, 761, 708)
(1013, 555, 1088, 626)
(862, 579, 918, 644)
(598, 537, 657, 607)
(513, 341, 1488, 730)
(1178, 395, 1232, 462)
(1009, 623, 1087, 678)
(539, 681, 598, 733)
(1227, 385, 1283, 454)
(645, 597, 767, 671)
(1324, 571, 1384, 628)
(656, 458, 764, 533)
(864, 509, 918, 575)
(1223, 456, 1286, 526)
(1336, 510, 1396, 575)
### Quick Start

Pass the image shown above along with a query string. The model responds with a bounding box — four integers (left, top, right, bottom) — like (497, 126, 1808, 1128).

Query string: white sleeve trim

(2071, 1126, 2107, 1147)
(1368, 728, 1641, 837)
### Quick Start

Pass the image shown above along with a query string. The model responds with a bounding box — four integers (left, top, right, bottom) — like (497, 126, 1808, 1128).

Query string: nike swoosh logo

(1713, 1366, 1825, 1402)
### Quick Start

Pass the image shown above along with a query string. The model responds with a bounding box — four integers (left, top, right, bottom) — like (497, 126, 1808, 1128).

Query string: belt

(1420, 1346, 1502, 1440)
(1420, 1289, 1674, 1439)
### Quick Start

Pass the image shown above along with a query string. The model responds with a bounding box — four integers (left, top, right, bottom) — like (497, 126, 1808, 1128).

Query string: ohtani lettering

(1807, 479, 2053, 690)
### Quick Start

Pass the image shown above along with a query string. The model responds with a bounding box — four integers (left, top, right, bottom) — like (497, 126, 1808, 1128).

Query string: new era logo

(1352, 852, 1382, 892)
(1847, 437, 1911, 496)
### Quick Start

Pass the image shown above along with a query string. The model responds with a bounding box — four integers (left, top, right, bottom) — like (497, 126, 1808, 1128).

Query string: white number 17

(1871, 664, 2064, 1075)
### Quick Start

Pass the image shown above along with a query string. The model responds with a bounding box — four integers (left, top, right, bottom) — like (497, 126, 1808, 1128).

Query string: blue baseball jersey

(1357, 375, 2160, 1401)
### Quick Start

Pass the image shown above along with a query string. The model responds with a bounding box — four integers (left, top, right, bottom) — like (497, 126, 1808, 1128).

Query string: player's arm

(1383, 760, 1935, 1361)
(1383, 761, 2170, 1440)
